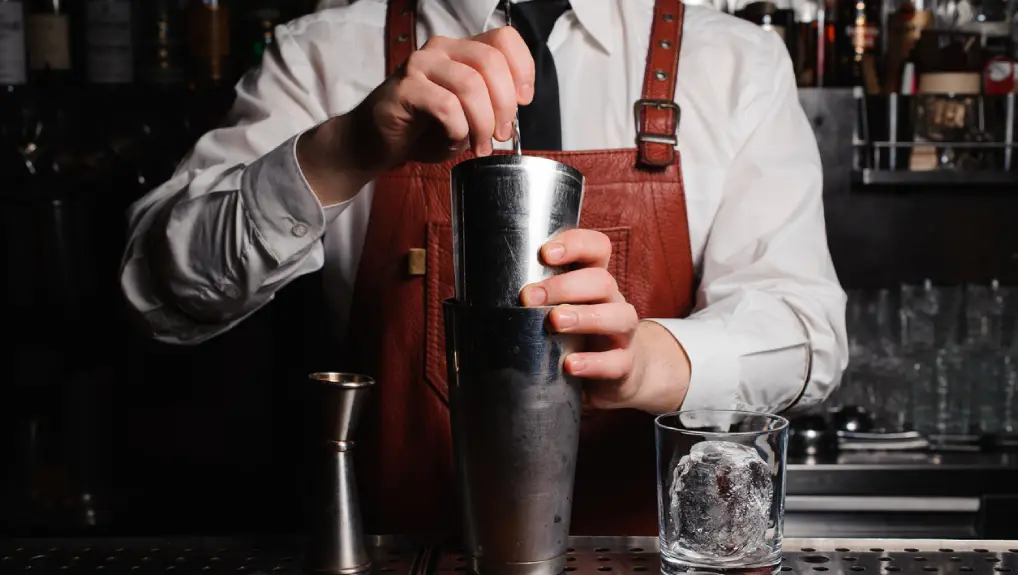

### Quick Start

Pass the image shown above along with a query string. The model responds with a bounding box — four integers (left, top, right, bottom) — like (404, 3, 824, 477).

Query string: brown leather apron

(343, 0, 696, 536)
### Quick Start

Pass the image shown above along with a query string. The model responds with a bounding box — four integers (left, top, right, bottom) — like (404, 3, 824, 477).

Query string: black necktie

(510, 0, 571, 151)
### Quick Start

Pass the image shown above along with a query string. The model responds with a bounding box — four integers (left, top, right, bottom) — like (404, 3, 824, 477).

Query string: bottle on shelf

(0, 0, 27, 92)
(0, 0, 27, 154)
(185, 0, 235, 137)
(883, 0, 932, 93)
(733, 0, 798, 61)
(83, 0, 133, 87)
(25, 0, 75, 88)
(134, 0, 193, 199)
(832, 0, 883, 91)
(235, 0, 285, 72)
(186, 0, 231, 89)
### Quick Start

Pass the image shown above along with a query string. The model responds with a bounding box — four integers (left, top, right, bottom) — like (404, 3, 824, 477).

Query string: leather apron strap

(383, 0, 685, 168)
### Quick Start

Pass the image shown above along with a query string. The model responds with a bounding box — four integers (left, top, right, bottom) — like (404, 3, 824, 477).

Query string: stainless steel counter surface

(2, 536, 1017, 575)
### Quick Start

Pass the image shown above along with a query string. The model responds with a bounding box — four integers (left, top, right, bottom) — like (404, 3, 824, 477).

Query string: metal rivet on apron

(659, 40, 672, 49)
(655, 70, 668, 81)
(397, 34, 409, 43)
(663, 13, 675, 21)
(408, 248, 427, 276)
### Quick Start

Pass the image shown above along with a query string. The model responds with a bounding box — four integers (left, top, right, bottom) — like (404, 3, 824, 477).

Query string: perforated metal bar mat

(2, 537, 1017, 575)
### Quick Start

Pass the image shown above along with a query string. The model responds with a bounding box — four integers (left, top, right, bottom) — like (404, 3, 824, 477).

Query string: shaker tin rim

(309, 372, 376, 388)
(451, 154, 584, 186)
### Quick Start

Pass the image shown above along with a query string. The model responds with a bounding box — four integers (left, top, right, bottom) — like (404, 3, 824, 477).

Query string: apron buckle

(634, 98, 681, 146)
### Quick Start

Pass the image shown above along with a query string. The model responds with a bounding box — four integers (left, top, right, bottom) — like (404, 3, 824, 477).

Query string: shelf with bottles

(852, 88, 1018, 186)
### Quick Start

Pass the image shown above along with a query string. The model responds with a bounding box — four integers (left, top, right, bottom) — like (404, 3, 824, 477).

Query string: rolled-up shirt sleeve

(120, 23, 347, 345)
(649, 32, 848, 415)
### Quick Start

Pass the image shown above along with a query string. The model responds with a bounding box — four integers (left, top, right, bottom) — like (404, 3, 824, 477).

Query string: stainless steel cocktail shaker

(451, 155, 584, 307)
(445, 155, 585, 575)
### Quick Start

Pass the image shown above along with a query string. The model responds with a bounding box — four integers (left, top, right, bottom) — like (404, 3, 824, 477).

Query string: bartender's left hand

(520, 229, 691, 414)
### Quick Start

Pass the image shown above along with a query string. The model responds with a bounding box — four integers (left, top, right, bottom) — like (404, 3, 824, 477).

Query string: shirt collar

(442, 0, 615, 54)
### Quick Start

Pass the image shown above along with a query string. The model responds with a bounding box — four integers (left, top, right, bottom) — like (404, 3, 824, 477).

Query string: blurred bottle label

(847, 24, 879, 52)
(86, 0, 134, 84)
(0, 2, 27, 85)
(188, 0, 230, 82)
(26, 13, 70, 71)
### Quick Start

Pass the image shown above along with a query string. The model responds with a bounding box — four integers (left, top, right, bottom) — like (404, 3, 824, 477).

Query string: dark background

(2, 2, 1017, 537)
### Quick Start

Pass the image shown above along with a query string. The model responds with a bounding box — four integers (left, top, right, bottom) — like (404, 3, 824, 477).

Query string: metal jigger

(445, 154, 586, 575)
(307, 372, 374, 575)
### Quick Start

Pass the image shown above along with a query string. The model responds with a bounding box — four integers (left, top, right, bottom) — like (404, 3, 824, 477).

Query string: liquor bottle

(25, 0, 75, 88)
(186, 0, 231, 88)
(735, 0, 796, 43)
(83, 0, 133, 85)
(0, 0, 27, 91)
(185, 0, 235, 138)
(136, 0, 187, 86)
(833, 0, 883, 91)
(135, 0, 192, 190)
(235, 0, 284, 71)
(0, 0, 27, 155)
(883, 0, 931, 93)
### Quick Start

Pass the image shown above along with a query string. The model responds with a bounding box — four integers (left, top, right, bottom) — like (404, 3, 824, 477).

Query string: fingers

(414, 55, 497, 154)
(398, 71, 470, 145)
(547, 303, 638, 336)
(474, 27, 536, 105)
(542, 229, 613, 269)
(565, 348, 635, 381)
(428, 34, 522, 142)
(520, 267, 621, 306)
(408, 32, 533, 156)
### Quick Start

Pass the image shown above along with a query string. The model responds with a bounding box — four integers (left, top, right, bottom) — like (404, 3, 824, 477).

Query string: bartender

(120, 0, 848, 535)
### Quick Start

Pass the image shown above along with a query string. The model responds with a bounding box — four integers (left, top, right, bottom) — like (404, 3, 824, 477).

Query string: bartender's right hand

(297, 28, 535, 206)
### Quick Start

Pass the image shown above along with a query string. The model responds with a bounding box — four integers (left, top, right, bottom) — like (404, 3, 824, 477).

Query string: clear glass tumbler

(656, 410, 789, 575)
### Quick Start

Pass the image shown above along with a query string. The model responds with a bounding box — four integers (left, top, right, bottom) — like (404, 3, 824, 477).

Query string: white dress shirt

(120, 0, 849, 415)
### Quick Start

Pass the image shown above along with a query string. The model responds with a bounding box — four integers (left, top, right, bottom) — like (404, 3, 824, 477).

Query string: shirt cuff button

(223, 285, 241, 299)
(291, 222, 309, 237)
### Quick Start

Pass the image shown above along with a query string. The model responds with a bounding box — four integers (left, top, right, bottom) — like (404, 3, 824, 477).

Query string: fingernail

(477, 141, 493, 156)
(520, 83, 534, 103)
(568, 355, 587, 374)
(545, 242, 565, 263)
(522, 285, 547, 306)
(556, 309, 577, 329)
(500, 121, 513, 141)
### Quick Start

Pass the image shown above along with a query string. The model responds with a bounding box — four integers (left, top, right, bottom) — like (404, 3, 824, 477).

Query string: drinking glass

(656, 410, 789, 575)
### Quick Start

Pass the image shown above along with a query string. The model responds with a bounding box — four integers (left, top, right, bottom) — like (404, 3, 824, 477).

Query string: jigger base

(471, 554, 567, 575)
(311, 562, 373, 575)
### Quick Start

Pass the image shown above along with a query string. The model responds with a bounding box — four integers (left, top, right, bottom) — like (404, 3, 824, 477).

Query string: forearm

(121, 137, 333, 344)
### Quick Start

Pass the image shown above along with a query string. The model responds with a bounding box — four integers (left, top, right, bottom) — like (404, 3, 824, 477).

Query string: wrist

(296, 114, 378, 206)
(631, 320, 691, 414)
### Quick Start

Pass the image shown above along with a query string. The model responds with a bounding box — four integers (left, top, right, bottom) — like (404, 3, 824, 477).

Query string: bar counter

(3, 536, 1016, 575)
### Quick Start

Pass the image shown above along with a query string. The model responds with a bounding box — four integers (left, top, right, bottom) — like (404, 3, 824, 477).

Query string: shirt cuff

(646, 317, 741, 412)
(240, 134, 327, 265)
